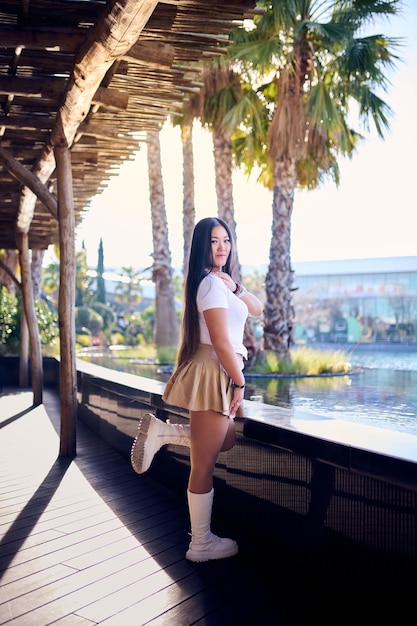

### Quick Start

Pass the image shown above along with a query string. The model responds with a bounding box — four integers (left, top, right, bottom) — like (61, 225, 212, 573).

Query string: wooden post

(19, 308, 29, 387)
(17, 232, 43, 405)
(55, 145, 77, 457)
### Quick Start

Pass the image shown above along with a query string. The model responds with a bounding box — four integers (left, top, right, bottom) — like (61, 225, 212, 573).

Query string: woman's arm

(238, 289, 263, 317)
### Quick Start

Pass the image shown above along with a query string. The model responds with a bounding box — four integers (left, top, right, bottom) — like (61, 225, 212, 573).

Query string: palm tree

(198, 57, 265, 358)
(230, 0, 401, 358)
(181, 114, 196, 276)
(146, 130, 179, 350)
(171, 93, 200, 275)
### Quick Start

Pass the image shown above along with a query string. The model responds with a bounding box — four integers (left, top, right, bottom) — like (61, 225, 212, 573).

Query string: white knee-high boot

(131, 413, 190, 474)
(186, 488, 239, 562)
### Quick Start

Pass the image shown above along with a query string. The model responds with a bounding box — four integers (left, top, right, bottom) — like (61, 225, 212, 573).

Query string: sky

(74, 1, 417, 272)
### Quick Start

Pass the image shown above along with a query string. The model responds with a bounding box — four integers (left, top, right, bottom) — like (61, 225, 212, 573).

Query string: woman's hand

(229, 387, 244, 418)
(212, 270, 236, 293)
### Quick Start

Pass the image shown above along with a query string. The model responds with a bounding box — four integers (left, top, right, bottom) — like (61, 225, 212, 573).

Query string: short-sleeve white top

(196, 273, 248, 359)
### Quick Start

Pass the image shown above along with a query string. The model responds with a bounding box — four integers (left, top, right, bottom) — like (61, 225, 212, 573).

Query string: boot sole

(130, 413, 155, 474)
(185, 543, 239, 562)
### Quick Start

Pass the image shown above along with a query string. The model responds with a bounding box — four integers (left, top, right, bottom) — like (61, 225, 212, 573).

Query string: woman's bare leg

(221, 418, 236, 452)
(186, 410, 238, 561)
(188, 410, 235, 494)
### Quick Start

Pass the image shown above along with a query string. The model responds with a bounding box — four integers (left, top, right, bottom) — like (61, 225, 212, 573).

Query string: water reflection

(245, 369, 417, 435)
(80, 349, 417, 435)
(249, 373, 351, 408)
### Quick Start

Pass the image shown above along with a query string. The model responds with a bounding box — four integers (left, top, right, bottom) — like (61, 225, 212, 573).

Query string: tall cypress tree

(96, 238, 106, 304)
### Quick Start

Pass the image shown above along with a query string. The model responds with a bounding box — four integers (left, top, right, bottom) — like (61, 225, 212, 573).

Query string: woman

(131, 217, 262, 562)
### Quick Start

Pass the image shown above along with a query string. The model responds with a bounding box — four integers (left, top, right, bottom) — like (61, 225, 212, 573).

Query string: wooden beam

(0, 77, 128, 110)
(77, 123, 128, 141)
(68, 150, 98, 163)
(93, 86, 129, 111)
(0, 75, 66, 99)
(0, 259, 21, 289)
(0, 25, 86, 52)
(16, 232, 43, 406)
(0, 146, 58, 221)
(0, 115, 55, 131)
(122, 40, 175, 68)
(19, 313, 29, 388)
(55, 145, 77, 458)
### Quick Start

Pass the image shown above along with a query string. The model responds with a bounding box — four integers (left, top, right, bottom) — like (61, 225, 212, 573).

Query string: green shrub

(76, 333, 92, 349)
(0, 287, 18, 347)
(35, 299, 59, 345)
(90, 302, 116, 330)
(248, 347, 350, 376)
(75, 306, 104, 336)
(0, 288, 58, 354)
(156, 345, 177, 364)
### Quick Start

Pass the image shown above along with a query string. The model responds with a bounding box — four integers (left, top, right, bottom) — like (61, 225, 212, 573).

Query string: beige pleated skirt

(162, 343, 244, 417)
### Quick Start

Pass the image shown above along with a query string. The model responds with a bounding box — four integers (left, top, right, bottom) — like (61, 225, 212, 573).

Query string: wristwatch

(231, 382, 245, 389)
(233, 282, 247, 298)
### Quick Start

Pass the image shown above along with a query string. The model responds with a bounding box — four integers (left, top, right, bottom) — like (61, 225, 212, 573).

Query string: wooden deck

(0, 388, 293, 626)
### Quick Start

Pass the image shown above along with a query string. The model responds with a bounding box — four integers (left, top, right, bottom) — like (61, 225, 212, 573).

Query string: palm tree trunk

(181, 119, 195, 275)
(213, 127, 257, 358)
(213, 128, 238, 271)
(147, 130, 179, 349)
(263, 157, 296, 357)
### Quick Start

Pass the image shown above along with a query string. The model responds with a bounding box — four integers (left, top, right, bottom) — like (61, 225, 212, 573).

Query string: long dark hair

(176, 217, 233, 367)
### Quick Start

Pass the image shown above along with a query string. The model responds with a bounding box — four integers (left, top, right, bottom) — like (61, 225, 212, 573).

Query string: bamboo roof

(0, 0, 257, 251)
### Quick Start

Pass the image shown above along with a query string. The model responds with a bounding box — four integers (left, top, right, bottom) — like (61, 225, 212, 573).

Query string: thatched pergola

(0, 0, 257, 455)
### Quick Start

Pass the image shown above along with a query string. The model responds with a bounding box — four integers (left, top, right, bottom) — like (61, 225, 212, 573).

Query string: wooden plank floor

(0, 388, 298, 626)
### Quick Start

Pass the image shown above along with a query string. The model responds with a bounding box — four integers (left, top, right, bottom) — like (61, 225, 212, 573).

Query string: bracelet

(231, 381, 245, 389)
(233, 283, 247, 298)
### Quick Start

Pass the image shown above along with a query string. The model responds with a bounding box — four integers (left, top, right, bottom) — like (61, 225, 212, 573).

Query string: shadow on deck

(0, 388, 301, 626)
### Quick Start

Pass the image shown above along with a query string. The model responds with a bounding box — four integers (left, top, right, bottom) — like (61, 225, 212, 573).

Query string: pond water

(80, 346, 417, 436)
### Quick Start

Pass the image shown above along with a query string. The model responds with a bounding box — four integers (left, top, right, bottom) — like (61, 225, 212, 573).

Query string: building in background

(292, 257, 417, 344)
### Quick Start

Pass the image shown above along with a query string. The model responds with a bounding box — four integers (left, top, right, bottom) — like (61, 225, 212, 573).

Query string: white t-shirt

(197, 273, 248, 359)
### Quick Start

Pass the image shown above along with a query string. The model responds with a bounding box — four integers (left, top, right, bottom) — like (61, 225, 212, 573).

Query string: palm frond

(357, 90, 393, 137)
(230, 38, 286, 71)
(332, 0, 402, 29)
(306, 82, 344, 134)
(343, 35, 400, 87)
(221, 0, 401, 184)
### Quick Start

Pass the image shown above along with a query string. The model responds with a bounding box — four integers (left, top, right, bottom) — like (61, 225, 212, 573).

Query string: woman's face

(210, 224, 231, 271)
